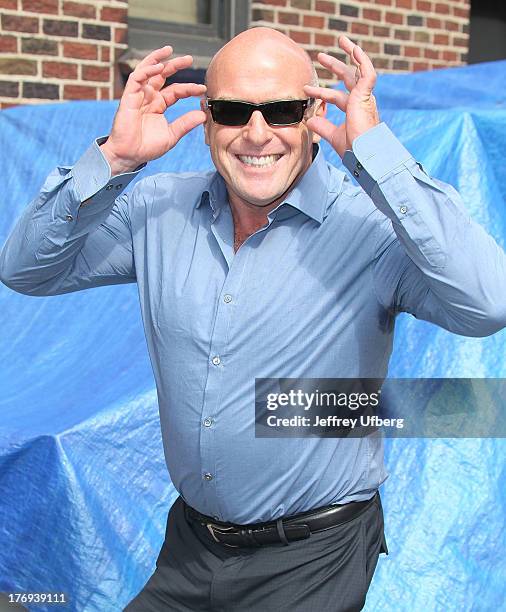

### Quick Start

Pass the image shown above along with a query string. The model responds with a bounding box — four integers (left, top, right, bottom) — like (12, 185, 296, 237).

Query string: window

(127, 0, 250, 83)
(129, 1, 212, 26)
(468, 0, 506, 63)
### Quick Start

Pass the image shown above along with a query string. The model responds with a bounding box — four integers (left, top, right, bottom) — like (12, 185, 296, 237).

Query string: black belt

(184, 493, 377, 548)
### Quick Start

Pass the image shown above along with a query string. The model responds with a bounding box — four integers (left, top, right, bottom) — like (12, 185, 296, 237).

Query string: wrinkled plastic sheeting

(0, 61, 505, 611)
(373, 58, 506, 110)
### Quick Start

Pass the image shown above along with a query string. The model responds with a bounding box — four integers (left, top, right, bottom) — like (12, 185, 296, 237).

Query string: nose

(242, 110, 273, 146)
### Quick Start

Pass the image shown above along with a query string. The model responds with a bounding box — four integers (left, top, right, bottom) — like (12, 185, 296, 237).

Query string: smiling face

(204, 29, 324, 214)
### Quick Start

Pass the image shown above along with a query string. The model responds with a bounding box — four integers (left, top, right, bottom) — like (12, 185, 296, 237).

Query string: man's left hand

(304, 35, 380, 159)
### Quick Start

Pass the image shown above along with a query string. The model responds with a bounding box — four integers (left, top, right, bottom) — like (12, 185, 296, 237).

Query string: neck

(228, 190, 281, 231)
(228, 188, 290, 252)
(228, 196, 268, 252)
(225, 146, 317, 251)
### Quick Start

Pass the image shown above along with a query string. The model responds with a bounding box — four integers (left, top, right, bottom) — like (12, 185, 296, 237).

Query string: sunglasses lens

(211, 101, 252, 126)
(209, 100, 309, 126)
(265, 101, 304, 125)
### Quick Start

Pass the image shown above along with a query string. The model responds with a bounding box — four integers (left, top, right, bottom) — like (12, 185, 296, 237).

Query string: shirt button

(223, 294, 232, 303)
(353, 170, 360, 177)
(400, 205, 408, 214)
(203, 417, 213, 427)
(203, 472, 213, 481)
(212, 356, 221, 366)
(115, 183, 123, 190)
(356, 161, 363, 170)
(106, 184, 113, 190)
(65, 214, 73, 222)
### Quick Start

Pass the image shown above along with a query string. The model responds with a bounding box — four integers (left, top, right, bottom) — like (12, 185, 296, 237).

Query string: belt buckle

(206, 523, 241, 547)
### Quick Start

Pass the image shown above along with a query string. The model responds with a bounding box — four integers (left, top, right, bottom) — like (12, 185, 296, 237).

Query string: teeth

(238, 154, 281, 167)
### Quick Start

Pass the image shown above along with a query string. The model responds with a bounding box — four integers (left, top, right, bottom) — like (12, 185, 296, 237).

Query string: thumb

(306, 117, 346, 157)
(166, 110, 207, 147)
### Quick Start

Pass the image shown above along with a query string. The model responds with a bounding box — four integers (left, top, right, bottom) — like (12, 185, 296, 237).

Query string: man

(1, 27, 506, 611)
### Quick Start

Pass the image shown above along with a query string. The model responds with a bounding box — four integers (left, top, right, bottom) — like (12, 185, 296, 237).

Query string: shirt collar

(198, 144, 331, 224)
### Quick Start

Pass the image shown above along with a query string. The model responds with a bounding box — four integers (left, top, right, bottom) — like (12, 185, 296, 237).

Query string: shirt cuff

(71, 136, 146, 207)
(342, 123, 413, 197)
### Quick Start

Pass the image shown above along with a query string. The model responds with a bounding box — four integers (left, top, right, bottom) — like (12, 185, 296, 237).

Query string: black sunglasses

(205, 98, 315, 126)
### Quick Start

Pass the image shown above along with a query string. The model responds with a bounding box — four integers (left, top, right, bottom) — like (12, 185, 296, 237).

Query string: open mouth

(236, 154, 283, 168)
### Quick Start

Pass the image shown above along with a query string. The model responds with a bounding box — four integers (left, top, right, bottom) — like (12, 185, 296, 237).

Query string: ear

(311, 100, 326, 144)
(200, 98, 210, 146)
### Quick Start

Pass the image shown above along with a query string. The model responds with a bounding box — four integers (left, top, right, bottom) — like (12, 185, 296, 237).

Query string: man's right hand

(100, 45, 207, 176)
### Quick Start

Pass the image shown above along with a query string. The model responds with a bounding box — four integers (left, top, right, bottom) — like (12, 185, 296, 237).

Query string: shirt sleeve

(0, 137, 144, 296)
(343, 122, 506, 338)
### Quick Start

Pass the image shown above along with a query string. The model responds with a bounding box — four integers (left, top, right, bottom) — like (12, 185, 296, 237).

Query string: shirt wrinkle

(2, 124, 506, 521)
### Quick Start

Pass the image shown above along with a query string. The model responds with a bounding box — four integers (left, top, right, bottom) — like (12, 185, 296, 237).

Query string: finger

(160, 82, 207, 106)
(145, 55, 198, 92)
(166, 109, 207, 145)
(336, 36, 364, 91)
(137, 45, 173, 69)
(125, 63, 164, 95)
(306, 116, 344, 152)
(303, 84, 348, 113)
(317, 52, 349, 79)
(143, 82, 156, 106)
(317, 52, 356, 92)
(161, 54, 195, 79)
(338, 35, 359, 67)
(351, 44, 377, 93)
(338, 35, 377, 92)
(132, 46, 177, 92)
(147, 55, 196, 91)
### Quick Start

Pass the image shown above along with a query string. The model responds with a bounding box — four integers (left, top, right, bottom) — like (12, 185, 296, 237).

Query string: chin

(240, 190, 284, 207)
(235, 180, 287, 206)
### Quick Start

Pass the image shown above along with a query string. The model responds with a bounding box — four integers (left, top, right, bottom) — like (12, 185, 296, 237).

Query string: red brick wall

(0, 0, 127, 108)
(0, 0, 470, 107)
(250, 0, 470, 82)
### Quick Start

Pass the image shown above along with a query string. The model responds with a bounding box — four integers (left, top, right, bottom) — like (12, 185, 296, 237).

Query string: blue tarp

(0, 60, 505, 611)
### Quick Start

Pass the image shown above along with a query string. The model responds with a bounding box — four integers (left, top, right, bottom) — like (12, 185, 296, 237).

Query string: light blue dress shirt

(1, 123, 506, 524)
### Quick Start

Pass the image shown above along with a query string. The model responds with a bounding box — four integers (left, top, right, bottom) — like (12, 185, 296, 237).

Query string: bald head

(201, 27, 326, 215)
(205, 27, 318, 98)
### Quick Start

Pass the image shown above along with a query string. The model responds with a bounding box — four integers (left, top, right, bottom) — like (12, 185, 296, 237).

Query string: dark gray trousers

(124, 494, 388, 612)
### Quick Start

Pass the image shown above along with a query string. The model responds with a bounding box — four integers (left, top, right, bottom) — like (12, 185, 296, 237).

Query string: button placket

(198, 246, 251, 518)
